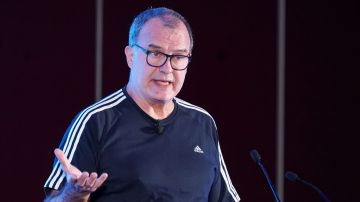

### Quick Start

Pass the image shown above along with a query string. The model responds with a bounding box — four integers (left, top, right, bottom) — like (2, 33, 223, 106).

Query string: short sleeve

(43, 111, 101, 194)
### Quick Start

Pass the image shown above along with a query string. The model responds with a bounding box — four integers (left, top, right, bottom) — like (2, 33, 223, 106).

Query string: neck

(126, 85, 174, 120)
(148, 102, 174, 120)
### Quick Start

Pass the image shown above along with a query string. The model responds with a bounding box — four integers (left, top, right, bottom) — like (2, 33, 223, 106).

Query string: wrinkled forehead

(139, 16, 188, 36)
(137, 17, 191, 52)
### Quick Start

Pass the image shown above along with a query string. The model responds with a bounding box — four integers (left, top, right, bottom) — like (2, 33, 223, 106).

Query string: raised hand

(53, 148, 108, 200)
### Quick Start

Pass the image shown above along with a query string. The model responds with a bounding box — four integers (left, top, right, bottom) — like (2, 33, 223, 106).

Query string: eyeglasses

(132, 44, 191, 71)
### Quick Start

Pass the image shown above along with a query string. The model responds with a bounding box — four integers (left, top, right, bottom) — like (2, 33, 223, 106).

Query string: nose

(159, 57, 173, 74)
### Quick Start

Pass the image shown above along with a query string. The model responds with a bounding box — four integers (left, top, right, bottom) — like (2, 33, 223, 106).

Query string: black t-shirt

(44, 87, 240, 202)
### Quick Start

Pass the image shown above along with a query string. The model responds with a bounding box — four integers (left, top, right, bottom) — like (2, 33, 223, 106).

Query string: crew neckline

(122, 86, 178, 126)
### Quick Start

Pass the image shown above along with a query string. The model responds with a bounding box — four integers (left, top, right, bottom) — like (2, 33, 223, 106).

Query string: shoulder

(72, 88, 129, 128)
(174, 97, 217, 128)
(85, 88, 127, 115)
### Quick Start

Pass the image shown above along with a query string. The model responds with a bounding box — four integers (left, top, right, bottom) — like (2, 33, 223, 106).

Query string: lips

(153, 79, 173, 86)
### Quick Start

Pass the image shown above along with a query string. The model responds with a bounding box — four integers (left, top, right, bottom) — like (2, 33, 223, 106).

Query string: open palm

(54, 148, 108, 194)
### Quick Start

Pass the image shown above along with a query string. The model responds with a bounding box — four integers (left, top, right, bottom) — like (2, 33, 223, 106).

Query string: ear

(124, 45, 133, 68)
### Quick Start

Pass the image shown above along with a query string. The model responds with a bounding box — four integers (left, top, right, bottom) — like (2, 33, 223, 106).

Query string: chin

(156, 96, 174, 103)
(152, 93, 175, 103)
(153, 88, 176, 97)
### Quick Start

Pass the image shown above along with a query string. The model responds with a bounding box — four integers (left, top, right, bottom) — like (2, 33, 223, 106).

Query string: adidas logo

(194, 145, 204, 154)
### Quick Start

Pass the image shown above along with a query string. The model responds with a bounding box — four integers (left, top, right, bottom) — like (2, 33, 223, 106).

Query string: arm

(44, 149, 108, 202)
(209, 143, 241, 202)
(44, 186, 89, 202)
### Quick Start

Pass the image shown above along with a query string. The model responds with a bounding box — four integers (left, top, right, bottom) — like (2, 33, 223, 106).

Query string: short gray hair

(128, 7, 194, 52)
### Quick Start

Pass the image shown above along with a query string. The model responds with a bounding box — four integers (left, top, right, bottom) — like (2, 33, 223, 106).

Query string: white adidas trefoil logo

(194, 145, 204, 154)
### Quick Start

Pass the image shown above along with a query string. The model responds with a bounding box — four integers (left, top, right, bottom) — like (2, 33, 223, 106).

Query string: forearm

(44, 185, 90, 202)
(44, 195, 89, 202)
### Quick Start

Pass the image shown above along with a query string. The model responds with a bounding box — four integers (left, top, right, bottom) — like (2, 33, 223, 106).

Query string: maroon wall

(1, 0, 96, 200)
(1, 0, 358, 201)
(285, 0, 359, 201)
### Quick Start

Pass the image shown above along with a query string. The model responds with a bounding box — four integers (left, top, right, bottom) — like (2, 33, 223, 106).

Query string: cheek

(133, 62, 151, 82)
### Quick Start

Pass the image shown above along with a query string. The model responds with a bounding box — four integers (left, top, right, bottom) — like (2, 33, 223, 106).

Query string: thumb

(54, 148, 72, 173)
(54, 148, 82, 179)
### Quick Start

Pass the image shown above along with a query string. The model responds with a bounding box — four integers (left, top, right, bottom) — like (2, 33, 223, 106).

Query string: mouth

(153, 79, 173, 86)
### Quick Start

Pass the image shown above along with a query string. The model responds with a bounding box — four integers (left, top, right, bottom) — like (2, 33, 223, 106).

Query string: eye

(173, 55, 187, 61)
(149, 51, 162, 57)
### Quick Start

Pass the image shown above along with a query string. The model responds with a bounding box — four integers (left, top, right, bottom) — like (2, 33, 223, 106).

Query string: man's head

(125, 7, 193, 105)
(128, 7, 193, 52)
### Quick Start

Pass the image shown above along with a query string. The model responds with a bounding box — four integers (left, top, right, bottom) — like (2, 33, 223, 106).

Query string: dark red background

(1, 0, 358, 201)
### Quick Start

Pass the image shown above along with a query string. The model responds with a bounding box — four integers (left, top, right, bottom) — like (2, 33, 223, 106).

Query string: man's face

(125, 17, 191, 104)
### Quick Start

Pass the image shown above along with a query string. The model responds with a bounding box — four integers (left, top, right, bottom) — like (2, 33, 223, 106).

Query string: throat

(126, 84, 175, 119)
(148, 102, 174, 120)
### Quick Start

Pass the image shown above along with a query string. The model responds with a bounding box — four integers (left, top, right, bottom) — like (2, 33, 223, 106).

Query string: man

(44, 7, 240, 202)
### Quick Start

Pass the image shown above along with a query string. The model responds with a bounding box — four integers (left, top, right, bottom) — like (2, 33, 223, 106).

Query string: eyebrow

(147, 44, 189, 54)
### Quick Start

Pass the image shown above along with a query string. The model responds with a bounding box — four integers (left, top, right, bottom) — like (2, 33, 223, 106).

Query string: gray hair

(128, 7, 194, 52)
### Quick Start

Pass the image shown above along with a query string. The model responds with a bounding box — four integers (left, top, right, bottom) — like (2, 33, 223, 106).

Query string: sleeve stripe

(176, 97, 240, 201)
(44, 89, 126, 189)
(175, 97, 217, 129)
(55, 95, 126, 189)
(219, 143, 241, 201)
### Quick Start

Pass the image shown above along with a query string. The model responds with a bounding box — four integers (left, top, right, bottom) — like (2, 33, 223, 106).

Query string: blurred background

(1, 0, 359, 201)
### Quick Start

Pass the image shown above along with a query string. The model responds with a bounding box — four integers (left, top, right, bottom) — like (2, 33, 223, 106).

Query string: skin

(125, 17, 191, 119)
(44, 149, 108, 202)
(45, 17, 191, 201)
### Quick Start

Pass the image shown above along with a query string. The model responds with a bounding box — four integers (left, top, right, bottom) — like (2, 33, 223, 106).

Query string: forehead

(137, 17, 191, 51)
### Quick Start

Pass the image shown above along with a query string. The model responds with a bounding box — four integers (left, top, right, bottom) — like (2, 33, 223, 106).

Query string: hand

(54, 148, 108, 198)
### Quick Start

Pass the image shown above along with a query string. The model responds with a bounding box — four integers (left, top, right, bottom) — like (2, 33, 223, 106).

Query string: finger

(93, 173, 109, 188)
(86, 172, 98, 187)
(54, 148, 71, 172)
(76, 172, 90, 187)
